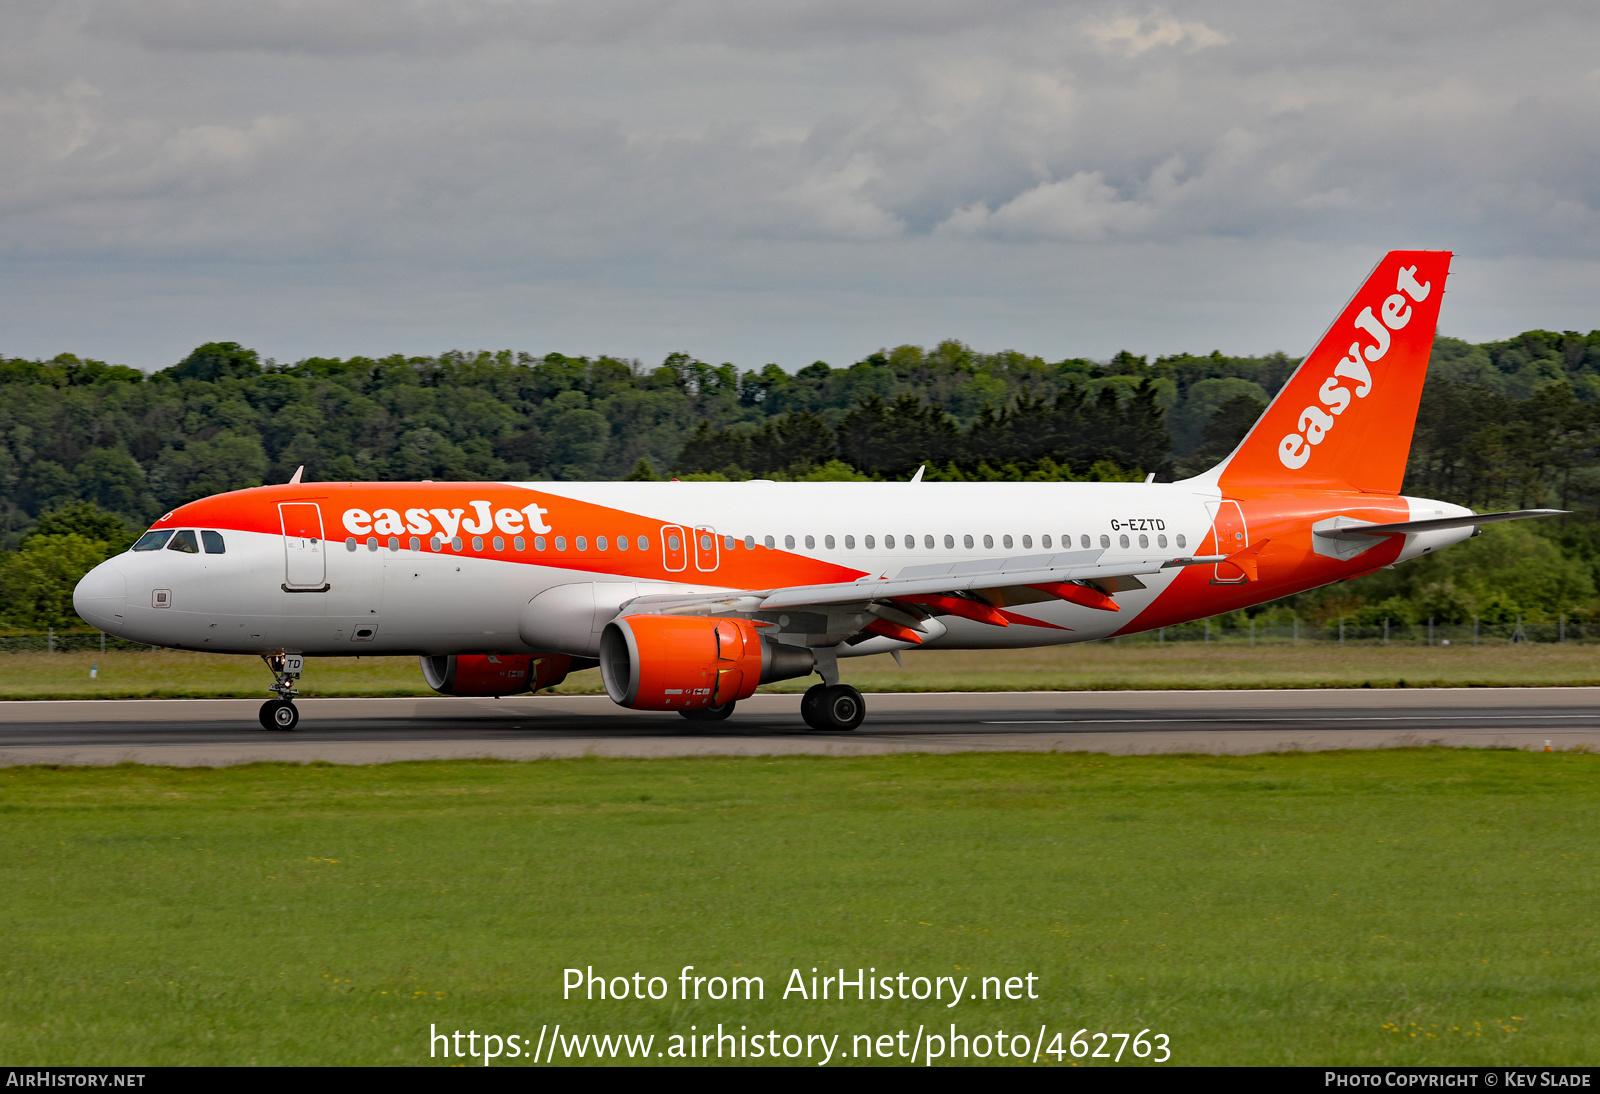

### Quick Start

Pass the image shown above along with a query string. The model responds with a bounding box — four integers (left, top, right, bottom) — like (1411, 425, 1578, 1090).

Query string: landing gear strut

(260, 652, 304, 731)
(801, 683, 865, 731)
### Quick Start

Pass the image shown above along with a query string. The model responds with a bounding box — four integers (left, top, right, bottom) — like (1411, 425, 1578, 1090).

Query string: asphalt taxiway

(1, 687, 1597, 766)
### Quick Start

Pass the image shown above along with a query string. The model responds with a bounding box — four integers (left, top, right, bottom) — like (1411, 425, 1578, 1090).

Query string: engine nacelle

(420, 653, 574, 697)
(599, 615, 815, 711)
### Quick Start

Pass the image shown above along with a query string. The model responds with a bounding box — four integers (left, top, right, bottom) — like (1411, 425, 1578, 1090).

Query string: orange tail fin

(1214, 250, 1452, 495)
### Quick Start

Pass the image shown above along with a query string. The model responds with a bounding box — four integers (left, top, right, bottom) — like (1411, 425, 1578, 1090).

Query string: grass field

(2, 750, 1595, 1066)
(4, 642, 1600, 699)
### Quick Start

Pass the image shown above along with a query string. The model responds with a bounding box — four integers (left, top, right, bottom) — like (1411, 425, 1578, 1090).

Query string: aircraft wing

(619, 548, 1228, 620)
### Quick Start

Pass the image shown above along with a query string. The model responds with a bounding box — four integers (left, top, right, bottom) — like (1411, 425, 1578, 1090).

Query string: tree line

(2, 329, 1599, 629)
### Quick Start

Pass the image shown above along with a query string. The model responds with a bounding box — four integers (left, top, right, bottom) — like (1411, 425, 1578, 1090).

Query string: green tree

(25, 501, 134, 552)
(163, 342, 262, 383)
(2, 533, 113, 629)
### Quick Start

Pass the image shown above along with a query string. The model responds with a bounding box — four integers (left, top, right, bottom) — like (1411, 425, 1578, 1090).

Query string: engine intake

(599, 615, 815, 711)
(420, 653, 574, 696)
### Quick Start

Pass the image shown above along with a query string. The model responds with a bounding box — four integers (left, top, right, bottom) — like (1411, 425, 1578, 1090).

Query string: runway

(1, 687, 1597, 766)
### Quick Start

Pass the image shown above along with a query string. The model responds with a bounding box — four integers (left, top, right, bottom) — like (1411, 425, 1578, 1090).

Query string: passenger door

(280, 502, 328, 590)
(1210, 500, 1249, 584)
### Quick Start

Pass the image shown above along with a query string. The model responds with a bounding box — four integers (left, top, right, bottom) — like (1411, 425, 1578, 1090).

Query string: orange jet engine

(420, 653, 574, 696)
(599, 615, 816, 711)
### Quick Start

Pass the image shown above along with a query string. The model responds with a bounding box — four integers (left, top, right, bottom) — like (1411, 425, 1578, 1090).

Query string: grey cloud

(2, 0, 1599, 369)
(80, 0, 1063, 56)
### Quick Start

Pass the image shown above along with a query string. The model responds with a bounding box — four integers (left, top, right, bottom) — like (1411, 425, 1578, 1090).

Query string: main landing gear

(801, 683, 865, 731)
(259, 652, 304, 732)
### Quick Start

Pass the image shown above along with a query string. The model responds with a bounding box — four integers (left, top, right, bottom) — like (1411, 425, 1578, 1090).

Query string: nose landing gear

(259, 652, 304, 732)
(259, 699, 300, 731)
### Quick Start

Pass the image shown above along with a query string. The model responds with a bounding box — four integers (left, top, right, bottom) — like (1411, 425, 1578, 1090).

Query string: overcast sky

(3, 1, 1599, 372)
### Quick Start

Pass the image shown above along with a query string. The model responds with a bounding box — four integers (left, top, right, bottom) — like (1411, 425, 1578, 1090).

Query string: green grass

(7, 642, 1600, 699)
(1, 750, 1596, 1065)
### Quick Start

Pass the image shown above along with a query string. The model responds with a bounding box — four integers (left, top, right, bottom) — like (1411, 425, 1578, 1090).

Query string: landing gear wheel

(260, 699, 299, 731)
(680, 702, 735, 722)
(802, 684, 864, 731)
(800, 684, 828, 730)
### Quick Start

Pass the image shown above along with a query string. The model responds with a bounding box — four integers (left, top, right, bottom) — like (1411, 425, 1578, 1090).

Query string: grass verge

(1, 750, 1595, 1065)
(6, 643, 1600, 700)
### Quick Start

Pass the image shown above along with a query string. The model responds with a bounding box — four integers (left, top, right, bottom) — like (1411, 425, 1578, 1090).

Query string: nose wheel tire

(680, 702, 735, 722)
(801, 683, 864, 731)
(260, 699, 299, 731)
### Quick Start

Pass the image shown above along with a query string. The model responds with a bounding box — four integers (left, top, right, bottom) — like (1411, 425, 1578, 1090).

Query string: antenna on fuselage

(910, 465, 925, 483)
(287, 465, 304, 485)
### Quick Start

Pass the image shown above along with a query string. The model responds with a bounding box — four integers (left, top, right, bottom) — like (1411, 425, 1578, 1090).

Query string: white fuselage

(73, 479, 1471, 660)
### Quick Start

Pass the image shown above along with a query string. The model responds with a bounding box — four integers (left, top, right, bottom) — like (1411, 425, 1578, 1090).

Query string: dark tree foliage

(835, 395, 962, 478)
(675, 412, 838, 477)
(1182, 393, 1268, 473)
(0, 329, 1593, 534)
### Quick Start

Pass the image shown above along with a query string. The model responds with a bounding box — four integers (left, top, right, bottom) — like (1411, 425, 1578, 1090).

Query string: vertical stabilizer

(1212, 250, 1452, 495)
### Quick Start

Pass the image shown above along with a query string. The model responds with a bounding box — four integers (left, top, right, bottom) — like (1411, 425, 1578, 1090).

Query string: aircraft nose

(73, 561, 127, 635)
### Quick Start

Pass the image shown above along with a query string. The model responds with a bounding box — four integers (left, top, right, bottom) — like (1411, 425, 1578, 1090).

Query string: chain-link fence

(1123, 617, 1593, 646)
(0, 632, 155, 653)
(4, 616, 1594, 653)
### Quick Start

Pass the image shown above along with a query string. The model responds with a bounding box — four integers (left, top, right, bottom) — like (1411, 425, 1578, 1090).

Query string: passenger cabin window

(167, 530, 200, 554)
(133, 530, 173, 551)
(201, 530, 226, 554)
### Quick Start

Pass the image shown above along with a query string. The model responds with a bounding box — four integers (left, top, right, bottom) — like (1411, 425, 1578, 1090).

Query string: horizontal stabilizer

(1314, 509, 1565, 540)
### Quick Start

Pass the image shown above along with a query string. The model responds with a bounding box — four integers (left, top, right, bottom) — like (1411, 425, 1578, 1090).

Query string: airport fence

(1, 617, 1596, 653)
(0, 631, 154, 653)
(1115, 616, 1597, 646)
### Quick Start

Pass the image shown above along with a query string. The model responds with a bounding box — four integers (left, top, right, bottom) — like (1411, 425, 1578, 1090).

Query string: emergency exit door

(661, 525, 688, 572)
(280, 502, 328, 590)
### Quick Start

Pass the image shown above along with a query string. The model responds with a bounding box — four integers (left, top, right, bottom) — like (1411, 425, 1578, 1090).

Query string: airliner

(72, 251, 1555, 731)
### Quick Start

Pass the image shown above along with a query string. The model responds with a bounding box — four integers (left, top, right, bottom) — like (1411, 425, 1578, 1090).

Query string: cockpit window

(166, 529, 200, 554)
(201, 530, 226, 554)
(132, 530, 173, 551)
